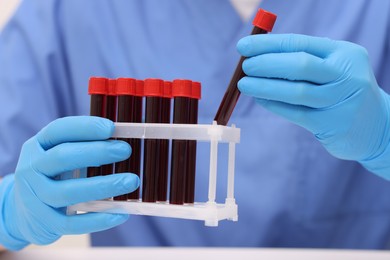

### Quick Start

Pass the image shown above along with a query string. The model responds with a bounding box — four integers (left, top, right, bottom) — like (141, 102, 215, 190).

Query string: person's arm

(237, 34, 390, 179)
(0, 2, 140, 251)
(0, 0, 71, 179)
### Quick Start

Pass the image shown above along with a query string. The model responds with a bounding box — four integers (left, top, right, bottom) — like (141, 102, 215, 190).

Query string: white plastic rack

(67, 121, 240, 226)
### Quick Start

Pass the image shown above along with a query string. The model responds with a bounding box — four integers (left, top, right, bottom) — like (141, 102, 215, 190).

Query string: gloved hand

(237, 34, 390, 179)
(0, 116, 139, 250)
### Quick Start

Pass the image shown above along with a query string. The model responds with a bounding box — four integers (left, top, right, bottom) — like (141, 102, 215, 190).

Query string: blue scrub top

(1, 0, 390, 249)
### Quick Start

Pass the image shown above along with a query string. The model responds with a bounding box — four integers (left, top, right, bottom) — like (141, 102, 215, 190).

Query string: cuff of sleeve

(360, 140, 390, 180)
(0, 174, 29, 251)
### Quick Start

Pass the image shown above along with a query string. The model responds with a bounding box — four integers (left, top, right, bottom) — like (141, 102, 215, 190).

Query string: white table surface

(2, 248, 390, 260)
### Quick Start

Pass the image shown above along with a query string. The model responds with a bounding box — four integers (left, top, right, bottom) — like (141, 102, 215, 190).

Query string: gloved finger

(238, 76, 339, 108)
(60, 213, 129, 235)
(254, 98, 320, 133)
(36, 116, 114, 150)
(242, 52, 339, 84)
(32, 140, 131, 178)
(237, 34, 336, 58)
(29, 173, 139, 208)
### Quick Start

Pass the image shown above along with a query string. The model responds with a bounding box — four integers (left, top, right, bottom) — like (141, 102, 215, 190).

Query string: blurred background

(0, 0, 19, 31)
(0, 0, 89, 249)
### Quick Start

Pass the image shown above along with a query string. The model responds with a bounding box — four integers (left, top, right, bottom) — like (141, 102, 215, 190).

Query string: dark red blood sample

(214, 9, 277, 126)
(101, 79, 118, 176)
(127, 79, 144, 200)
(87, 77, 107, 178)
(156, 81, 172, 202)
(114, 78, 136, 201)
(170, 79, 192, 205)
(184, 81, 201, 204)
(142, 79, 164, 202)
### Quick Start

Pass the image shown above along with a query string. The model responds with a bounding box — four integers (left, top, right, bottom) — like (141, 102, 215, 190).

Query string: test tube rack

(67, 121, 240, 227)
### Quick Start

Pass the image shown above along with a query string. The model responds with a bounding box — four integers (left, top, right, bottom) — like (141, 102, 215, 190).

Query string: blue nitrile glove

(0, 116, 139, 250)
(237, 34, 390, 179)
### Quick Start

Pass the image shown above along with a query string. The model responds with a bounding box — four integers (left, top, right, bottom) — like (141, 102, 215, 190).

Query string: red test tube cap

(107, 79, 117, 96)
(172, 79, 193, 98)
(135, 80, 144, 97)
(116, 78, 136, 95)
(88, 77, 108, 95)
(163, 81, 172, 98)
(144, 78, 164, 97)
(252, 9, 277, 32)
(191, 81, 201, 100)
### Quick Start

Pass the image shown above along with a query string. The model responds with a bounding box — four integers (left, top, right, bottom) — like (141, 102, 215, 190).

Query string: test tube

(113, 78, 136, 201)
(101, 79, 118, 176)
(169, 79, 192, 205)
(156, 81, 172, 202)
(87, 77, 107, 178)
(214, 9, 277, 126)
(142, 79, 164, 202)
(184, 81, 201, 204)
(127, 79, 144, 200)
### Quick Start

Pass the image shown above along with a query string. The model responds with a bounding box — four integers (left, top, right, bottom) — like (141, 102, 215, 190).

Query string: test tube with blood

(142, 79, 164, 202)
(156, 81, 172, 202)
(87, 77, 107, 178)
(127, 79, 144, 200)
(113, 78, 136, 201)
(214, 9, 277, 126)
(169, 79, 192, 205)
(184, 81, 201, 204)
(101, 79, 118, 176)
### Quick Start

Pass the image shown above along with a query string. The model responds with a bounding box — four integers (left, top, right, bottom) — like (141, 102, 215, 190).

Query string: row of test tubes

(87, 77, 201, 205)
